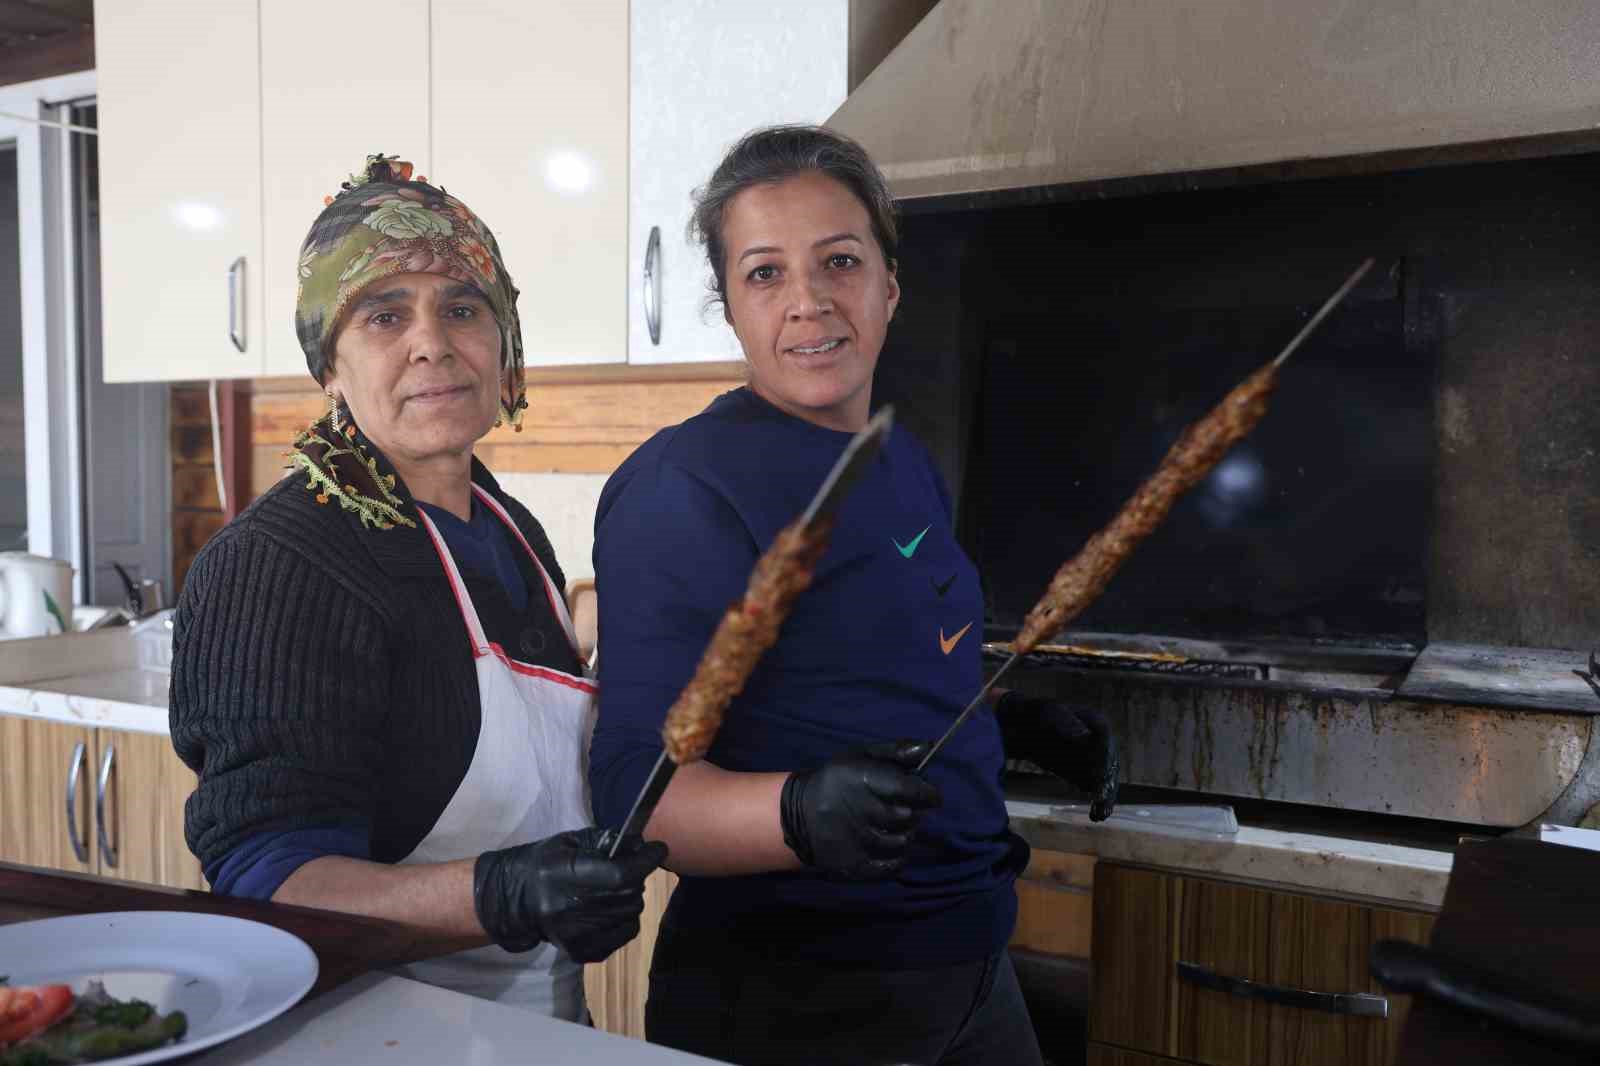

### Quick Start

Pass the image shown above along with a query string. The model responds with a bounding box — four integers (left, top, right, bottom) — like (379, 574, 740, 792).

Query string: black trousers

(645, 921, 1046, 1066)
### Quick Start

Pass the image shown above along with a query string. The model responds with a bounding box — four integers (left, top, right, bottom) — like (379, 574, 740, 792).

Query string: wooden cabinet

(433, 0, 629, 368)
(258, 0, 432, 378)
(1012, 848, 1095, 959)
(1089, 863, 1435, 1066)
(626, 0, 849, 364)
(0, 713, 202, 890)
(584, 866, 677, 1039)
(96, 0, 265, 383)
(0, 715, 96, 876)
(93, 729, 205, 891)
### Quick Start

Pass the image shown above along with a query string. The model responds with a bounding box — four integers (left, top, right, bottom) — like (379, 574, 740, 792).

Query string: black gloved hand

(997, 691, 1121, 822)
(473, 827, 668, 962)
(780, 739, 943, 881)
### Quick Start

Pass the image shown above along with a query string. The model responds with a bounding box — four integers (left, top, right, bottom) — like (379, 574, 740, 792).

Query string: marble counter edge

(0, 678, 170, 736)
(1006, 799, 1453, 909)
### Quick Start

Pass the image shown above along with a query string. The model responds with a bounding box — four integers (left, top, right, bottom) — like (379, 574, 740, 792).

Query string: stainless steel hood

(829, 0, 1600, 202)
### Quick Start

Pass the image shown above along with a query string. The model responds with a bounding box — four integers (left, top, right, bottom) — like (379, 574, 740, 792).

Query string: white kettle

(0, 553, 75, 639)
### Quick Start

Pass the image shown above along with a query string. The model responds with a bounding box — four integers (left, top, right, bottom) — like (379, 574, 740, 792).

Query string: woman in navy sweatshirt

(589, 126, 1119, 1066)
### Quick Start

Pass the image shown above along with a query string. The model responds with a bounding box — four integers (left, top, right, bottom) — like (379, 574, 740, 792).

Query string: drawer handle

(96, 743, 118, 869)
(643, 225, 662, 345)
(1177, 961, 1389, 1018)
(64, 741, 89, 864)
(227, 256, 247, 352)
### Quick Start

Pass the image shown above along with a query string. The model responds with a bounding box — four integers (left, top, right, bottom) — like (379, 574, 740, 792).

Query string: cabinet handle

(95, 743, 118, 869)
(643, 225, 662, 345)
(64, 741, 89, 864)
(1177, 961, 1388, 1018)
(227, 256, 247, 352)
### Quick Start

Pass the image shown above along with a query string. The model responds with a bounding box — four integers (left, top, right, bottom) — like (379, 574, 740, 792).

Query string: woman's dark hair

(689, 124, 899, 309)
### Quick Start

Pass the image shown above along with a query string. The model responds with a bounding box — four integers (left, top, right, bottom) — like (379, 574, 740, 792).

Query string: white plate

(0, 911, 318, 1065)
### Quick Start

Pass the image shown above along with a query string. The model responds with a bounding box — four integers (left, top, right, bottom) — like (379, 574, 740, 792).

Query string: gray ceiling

(0, 0, 92, 54)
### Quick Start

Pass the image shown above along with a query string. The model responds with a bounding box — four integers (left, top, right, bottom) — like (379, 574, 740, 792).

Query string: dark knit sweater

(170, 449, 577, 879)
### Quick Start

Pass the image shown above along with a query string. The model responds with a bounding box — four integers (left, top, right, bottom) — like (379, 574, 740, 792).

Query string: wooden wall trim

(249, 370, 744, 493)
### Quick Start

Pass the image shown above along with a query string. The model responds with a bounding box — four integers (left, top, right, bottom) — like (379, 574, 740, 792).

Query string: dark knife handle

(1370, 938, 1600, 1050)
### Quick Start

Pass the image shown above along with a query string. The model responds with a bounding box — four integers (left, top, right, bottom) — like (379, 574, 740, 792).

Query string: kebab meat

(1013, 361, 1276, 654)
(661, 516, 834, 764)
(918, 258, 1374, 770)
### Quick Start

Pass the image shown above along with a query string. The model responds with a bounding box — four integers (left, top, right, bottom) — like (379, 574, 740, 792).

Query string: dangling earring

(326, 389, 341, 433)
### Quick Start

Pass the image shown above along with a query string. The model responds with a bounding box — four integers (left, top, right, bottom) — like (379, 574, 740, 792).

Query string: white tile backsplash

(493, 472, 610, 586)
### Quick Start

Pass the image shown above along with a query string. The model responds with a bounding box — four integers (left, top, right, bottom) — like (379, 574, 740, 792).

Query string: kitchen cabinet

(98, 2, 850, 379)
(93, 728, 206, 891)
(1089, 863, 1435, 1066)
(0, 713, 203, 891)
(0, 715, 96, 876)
(258, 0, 432, 378)
(95, 0, 265, 383)
(584, 867, 677, 1039)
(1011, 847, 1095, 959)
(433, 0, 629, 368)
(627, 0, 849, 364)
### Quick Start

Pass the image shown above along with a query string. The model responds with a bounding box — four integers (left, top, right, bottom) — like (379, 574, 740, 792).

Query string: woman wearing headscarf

(589, 127, 1119, 1064)
(171, 155, 666, 1019)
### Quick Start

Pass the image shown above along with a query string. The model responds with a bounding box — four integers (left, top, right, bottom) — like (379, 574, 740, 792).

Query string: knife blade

(602, 406, 896, 857)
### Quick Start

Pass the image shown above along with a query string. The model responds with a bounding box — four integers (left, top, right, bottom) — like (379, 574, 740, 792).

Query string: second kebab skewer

(917, 257, 1376, 772)
(603, 407, 896, 857)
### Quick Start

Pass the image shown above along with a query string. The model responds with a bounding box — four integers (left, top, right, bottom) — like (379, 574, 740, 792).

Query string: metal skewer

(1272, 257, 1374, 369)
(917, 258, 1375, 774)
(917, 652, 1020, 772)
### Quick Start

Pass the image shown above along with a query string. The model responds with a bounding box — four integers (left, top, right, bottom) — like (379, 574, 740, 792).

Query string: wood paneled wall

(170, 386, 227, 592)
(172, 363, 746, 591)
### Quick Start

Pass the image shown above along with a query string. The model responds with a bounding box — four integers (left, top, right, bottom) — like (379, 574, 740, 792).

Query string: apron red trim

(471, 485, 583, 662)
(486, 642, 598, 694)
(416, 507, 482, 655)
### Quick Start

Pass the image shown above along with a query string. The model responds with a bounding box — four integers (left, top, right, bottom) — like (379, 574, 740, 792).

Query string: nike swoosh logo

(939, 621, 974, 655)
(894, 526, 931, 558)
(932, 574, 957, 597)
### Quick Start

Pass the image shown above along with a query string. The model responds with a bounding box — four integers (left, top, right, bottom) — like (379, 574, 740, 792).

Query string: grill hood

(828, 0, 1600, 203)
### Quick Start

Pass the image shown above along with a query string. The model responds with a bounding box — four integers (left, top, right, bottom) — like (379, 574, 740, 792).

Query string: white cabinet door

(259, 0, 432, 379)
(432, 0, 628, 367)
(628, 0, 848, 364)
(96, 0, 263, 382)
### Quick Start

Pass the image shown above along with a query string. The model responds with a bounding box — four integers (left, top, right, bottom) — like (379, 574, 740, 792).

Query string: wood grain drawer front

(1011, 849, 1096, 958)
(1087, 1044, 1196, 1065)
(1090, 864, 1434, 1066)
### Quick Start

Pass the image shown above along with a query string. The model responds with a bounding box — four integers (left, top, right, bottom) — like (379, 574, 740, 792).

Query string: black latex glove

(473, 827, 668, 961)
(997, 691, 1121, 822)
(780, 739, 943, 881)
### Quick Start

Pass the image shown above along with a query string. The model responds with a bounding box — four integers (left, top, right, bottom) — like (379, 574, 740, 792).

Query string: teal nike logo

(893, 526, 930, 558)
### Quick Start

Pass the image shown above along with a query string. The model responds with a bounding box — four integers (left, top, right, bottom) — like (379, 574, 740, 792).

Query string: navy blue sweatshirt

(589, 387, 1026, 969)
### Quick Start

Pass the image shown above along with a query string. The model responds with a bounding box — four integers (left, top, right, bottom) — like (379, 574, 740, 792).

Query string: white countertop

(193, 972, 720, 1066)
(0, 668, 170, 735)
(0, 628, 171, 735)
(0, 630, 1456, 910)
(1006, 797, 1454, 909)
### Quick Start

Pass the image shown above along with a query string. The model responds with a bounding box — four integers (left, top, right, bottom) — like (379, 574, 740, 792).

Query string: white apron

(390, 485, 597, 1018)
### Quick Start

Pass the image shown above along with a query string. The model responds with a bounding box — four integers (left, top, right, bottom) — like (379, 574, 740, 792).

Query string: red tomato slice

(0, 984, 73, 1046)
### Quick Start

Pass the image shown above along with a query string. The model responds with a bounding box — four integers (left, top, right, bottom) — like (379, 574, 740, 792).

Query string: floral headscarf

(294, 154, 528, 429)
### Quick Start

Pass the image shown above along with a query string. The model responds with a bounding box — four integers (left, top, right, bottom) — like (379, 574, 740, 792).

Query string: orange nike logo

(939, 622, 974, 656)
